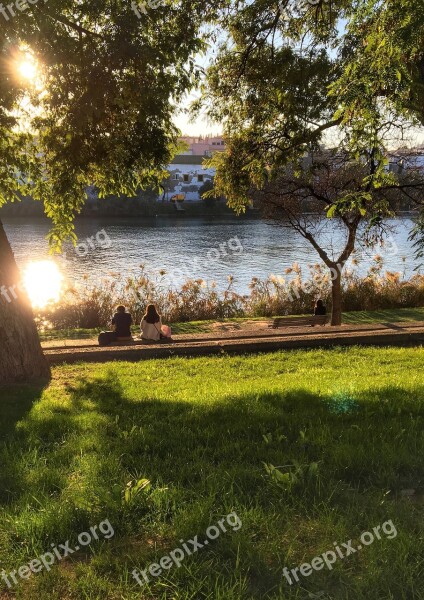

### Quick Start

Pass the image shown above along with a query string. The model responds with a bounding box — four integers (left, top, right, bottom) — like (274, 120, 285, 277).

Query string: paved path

(43, 320, 424, 364)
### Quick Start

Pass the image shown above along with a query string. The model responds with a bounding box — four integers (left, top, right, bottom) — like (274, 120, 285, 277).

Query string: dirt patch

(211, 320, 270, 332)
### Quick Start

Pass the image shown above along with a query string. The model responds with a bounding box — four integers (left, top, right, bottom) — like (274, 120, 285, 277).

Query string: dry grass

(35, 259, 424, 331)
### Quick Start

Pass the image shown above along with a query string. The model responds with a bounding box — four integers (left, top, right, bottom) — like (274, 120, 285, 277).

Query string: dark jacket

(112, 312, 133, 337)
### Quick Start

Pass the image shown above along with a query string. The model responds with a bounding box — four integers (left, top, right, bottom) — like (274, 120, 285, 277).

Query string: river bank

(0, 195, 260, 219)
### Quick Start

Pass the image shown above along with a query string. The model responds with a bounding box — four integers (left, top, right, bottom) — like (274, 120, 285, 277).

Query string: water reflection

(4, 216, 419, 296)
(22, 261, 64, 308)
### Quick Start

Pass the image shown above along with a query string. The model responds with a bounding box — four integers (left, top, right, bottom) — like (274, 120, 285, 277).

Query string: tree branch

(45, 12, 105, 39)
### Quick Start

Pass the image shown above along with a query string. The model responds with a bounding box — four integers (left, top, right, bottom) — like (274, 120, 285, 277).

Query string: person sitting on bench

(140, 304, 171, 341)
(98, 305, 133, 346)
(314, 299, 327, 316)
(112, 305, 133, 341)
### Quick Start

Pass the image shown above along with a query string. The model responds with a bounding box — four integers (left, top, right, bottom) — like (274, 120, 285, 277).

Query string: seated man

(112, 305, 133, 341)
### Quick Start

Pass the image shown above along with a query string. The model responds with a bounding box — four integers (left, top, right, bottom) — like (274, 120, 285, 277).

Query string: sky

(174, 111, 221, 137)
(173, 44, 222, 137)
(174, 92, 222, 136)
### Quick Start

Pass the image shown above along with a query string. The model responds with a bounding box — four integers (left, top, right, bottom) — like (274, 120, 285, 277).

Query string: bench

(269, 315, 329, 329)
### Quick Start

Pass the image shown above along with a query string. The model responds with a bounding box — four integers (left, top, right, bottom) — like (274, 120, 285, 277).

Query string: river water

(3, 215, 420, 294)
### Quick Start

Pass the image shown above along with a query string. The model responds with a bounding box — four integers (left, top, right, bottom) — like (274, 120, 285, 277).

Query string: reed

(35, 258, 424, 330)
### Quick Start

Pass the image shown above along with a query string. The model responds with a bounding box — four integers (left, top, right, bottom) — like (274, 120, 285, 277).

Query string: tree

(327, 0, 424, 131)
(199, 178, 221, 205)
(0, 221, 50, 382)
(199, 0, 424, 323)
(327, 0, 424, 250)
(0, 0, 207, 383)
(255, 152, 424, 324)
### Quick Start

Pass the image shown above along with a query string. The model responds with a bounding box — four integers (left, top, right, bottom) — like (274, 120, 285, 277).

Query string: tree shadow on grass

(0, 371, 423, 598)
(0, 382, 46, 441)
(28, 370, 424, 502)
(9, 370, 424, 497)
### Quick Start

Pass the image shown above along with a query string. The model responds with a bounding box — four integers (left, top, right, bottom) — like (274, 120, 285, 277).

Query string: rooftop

(170, 155, 206, 165)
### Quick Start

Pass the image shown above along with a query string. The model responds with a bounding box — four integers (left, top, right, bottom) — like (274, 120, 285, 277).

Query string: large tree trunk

(330, 268, 343, 326)
(0, 219, 51, 385)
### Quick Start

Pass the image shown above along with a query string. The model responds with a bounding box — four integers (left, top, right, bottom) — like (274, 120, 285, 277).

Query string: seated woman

(314, 299, 327, 316)
(140, 304, 171, 341)
(112, 305, 133, 341)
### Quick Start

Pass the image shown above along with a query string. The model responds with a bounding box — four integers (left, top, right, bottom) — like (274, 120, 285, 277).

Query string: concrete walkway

(43, 320, 424, 364)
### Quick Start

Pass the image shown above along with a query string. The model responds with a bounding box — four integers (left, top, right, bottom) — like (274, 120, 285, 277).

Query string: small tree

(218, 150, 424, 325)
(201, 0, 424, 323)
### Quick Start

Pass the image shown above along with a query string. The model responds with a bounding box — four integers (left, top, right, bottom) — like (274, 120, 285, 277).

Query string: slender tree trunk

(0, 219, 50, 384)
(330, 267, 343, 326)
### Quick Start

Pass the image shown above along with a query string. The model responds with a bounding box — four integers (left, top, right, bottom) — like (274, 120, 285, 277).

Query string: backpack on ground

(98, 331, 117, 347)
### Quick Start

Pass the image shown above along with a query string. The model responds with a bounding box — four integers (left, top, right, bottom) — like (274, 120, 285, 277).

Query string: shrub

(35, 261, 424, 330)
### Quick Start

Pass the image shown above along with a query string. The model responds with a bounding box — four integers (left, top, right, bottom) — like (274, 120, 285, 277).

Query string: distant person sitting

(314, 299, 327, 316)
(112, 305, 133, 340)
(98, 306, 133, 346)
(140, 304, 171, 341)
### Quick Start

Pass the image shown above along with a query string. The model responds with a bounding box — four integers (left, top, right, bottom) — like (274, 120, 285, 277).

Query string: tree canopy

(2, 0, 424, 247)
(200, 0, 424, 228)
(192, 0, 424, 324)
(0, 0, 210, 247)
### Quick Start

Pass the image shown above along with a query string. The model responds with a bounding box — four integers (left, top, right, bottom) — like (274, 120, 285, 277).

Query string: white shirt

(141, 318, 162, 341)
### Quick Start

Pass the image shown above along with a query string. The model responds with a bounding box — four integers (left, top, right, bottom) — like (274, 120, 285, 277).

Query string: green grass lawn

(1, 347, 423, 599)
(342, 307, 424, 324)
(38, 306, 424, 342)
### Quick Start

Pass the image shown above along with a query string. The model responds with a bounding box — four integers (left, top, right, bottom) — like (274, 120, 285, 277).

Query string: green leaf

(327, 204, 337, 218)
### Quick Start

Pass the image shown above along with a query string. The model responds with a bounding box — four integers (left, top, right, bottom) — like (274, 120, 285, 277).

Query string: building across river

(3, 138, 423, 215)
(160, 155, 216, 203)
(159, 136, 226, 203)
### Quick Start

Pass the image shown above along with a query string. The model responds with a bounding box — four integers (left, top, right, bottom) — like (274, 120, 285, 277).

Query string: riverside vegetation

(36, 258, 424, 331)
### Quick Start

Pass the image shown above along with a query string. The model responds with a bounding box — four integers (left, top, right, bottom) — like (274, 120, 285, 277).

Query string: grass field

(1, 347, 424, 599)
(38, 306, 424, 341)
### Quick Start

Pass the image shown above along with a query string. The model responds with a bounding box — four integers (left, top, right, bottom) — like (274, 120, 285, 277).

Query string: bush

(35, 260, 424, 330)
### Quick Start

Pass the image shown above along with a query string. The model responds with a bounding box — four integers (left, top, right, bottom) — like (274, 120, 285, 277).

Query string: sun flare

(18, 59, 37, 81)
(23, 261, 64, 308)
